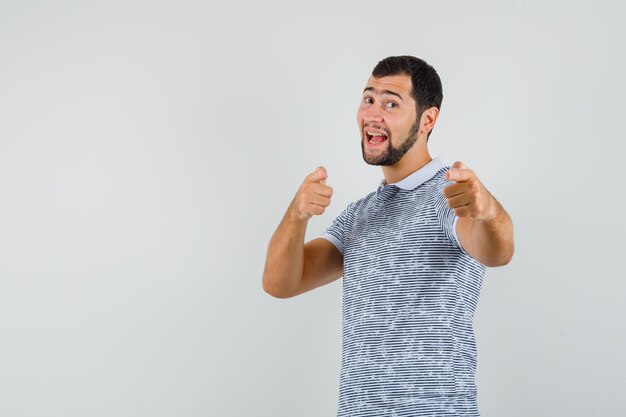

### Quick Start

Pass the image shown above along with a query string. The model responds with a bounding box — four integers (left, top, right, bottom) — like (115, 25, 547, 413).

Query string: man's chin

(362, 153, 389, 166)
(362, 143, 389, 165)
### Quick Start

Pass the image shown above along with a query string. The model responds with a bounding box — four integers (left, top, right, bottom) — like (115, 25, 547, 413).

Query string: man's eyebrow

(362, 87, 404, 102)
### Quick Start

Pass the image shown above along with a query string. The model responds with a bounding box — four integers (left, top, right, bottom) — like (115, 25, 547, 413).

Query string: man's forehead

(363, 74, 412, 98)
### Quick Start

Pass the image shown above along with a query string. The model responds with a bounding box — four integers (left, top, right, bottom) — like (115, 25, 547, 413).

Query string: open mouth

(365, 131, 388, 145)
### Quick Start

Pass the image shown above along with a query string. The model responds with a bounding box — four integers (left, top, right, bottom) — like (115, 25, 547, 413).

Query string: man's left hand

(443, 161, 497, 222)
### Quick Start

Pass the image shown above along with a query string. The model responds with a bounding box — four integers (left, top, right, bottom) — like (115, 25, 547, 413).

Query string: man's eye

(364, 97, 373, 104)
(386, 102, 398, 108)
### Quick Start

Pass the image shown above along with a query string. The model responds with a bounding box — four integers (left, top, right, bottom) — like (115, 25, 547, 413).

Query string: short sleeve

(319, 202, 353, 256)
(434, 175, 464, 252)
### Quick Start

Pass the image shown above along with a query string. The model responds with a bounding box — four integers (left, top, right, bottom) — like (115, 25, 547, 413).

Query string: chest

(345, 197, 449, 259)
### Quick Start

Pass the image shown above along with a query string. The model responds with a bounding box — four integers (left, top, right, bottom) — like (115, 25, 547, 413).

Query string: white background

(1, 1, 624, 416)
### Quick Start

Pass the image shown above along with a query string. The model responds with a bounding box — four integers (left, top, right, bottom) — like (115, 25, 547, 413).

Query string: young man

(262, 55, 514, 416)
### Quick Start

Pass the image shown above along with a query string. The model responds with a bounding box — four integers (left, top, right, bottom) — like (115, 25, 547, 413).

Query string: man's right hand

(289, 166, 334, 222)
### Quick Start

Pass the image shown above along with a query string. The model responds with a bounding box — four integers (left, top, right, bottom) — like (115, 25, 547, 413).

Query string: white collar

(378, 157, 446, 190)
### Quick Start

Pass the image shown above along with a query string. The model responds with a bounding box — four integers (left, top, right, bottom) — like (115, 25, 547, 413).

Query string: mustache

(363, 125, 390, 136)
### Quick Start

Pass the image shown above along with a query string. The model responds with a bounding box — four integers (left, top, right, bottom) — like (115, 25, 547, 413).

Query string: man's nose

(363, 104, 384, 122)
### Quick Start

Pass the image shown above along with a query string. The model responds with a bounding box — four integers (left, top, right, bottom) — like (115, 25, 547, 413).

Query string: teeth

(367, 131, 386, 137)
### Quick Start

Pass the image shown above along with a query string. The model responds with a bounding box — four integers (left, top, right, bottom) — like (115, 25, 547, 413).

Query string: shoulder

(351, 190, 376, 210)
(425, 165, 454, 194)
(333, 191, 375, 220)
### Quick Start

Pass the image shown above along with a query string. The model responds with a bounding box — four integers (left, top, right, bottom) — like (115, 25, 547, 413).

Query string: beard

(361, 122, 420, 166)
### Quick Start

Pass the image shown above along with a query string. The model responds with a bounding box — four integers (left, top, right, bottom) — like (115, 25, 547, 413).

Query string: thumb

(452, 160, 467, 170)
(445, 160, 466, 180)
(309, 166, 328, 183)
(446, 161, 471, 182)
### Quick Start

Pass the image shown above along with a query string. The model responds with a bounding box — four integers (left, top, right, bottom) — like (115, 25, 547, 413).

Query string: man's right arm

(262, 166, 342, 298)
(262, 212, 343, 298)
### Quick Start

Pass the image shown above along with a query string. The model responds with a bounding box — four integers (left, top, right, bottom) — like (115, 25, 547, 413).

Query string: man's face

(357, 74, 420, 166)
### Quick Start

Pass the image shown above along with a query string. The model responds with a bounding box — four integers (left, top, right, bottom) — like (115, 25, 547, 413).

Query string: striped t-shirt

(320, 157, 486, 417)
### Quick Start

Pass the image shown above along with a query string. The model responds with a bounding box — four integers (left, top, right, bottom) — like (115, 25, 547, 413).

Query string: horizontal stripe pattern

(321, 165, 486, 417)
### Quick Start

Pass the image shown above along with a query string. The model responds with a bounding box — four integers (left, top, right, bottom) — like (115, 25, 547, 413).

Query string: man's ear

(420, 106, 439, 135)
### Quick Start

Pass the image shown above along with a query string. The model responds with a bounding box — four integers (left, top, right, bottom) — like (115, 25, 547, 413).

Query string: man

(262, 55, 514, 416)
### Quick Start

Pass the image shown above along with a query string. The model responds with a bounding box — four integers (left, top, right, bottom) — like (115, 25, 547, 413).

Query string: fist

(289, 166, 334, 222)
(443, 161, 496, 222)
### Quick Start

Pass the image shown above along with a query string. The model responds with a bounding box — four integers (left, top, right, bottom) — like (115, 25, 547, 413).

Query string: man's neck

(382, 148, 432, 185)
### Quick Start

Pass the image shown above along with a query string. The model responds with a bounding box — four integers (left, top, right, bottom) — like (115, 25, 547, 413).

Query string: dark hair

(372, 55, 443, 141)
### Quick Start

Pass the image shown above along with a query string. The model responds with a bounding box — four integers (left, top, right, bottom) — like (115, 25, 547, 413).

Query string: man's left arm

(443, 161, 514, 267)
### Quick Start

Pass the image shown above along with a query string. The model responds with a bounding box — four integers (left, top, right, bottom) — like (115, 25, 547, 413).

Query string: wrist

(477, 195, 500, 223)
(286, 206, 309, 224)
